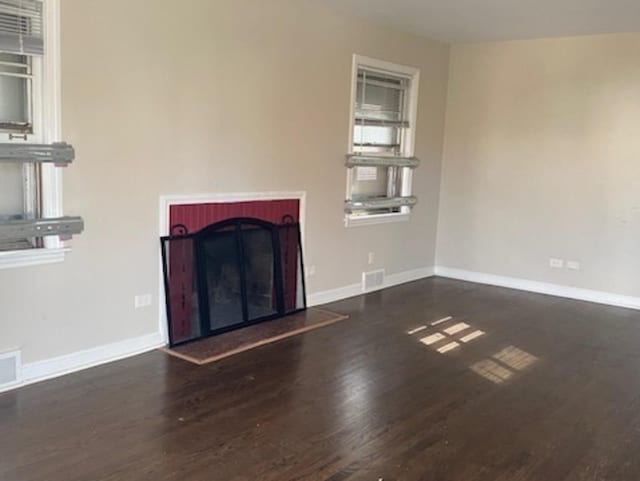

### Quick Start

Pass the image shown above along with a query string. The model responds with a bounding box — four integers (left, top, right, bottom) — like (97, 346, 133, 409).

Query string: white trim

(8, 265, 640, 394)
(158, 191, 307, 344)
(41, 0, 64, 233)
(308, 266, 435, 306)
(386, 267, 434, 287)
(308, 282, 363, 307)
(3, 265, 434, 393)
(0, 246, 67, 269)
(435, 266, 640, 311)
(0, 332, 164, 393)
(0, 0, 66, 267)
(345, 212, 410, 227)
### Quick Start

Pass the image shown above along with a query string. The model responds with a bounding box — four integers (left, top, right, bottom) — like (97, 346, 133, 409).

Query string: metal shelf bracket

(0, 142, 75, 166)
(0, 216, 84, 242)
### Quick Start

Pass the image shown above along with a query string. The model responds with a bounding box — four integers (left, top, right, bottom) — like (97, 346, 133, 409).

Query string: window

(0, 0, 81, 268)
(0, 49, 40, 251)
(345, 55, 420, 226)
(0, 53, 33, 134)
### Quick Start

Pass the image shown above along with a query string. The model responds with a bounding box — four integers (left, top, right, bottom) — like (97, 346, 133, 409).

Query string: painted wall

(0, 0, 449, 364)
(438, 33, 640, 296)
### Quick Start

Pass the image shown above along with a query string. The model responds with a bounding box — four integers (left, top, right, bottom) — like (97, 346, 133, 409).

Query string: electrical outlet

(567, 260, 581, 270)
(134, 294, 152, 309)
(549, 258, 564, 269)
(368, 252, 375, 265)
(306, 265, 316, 278)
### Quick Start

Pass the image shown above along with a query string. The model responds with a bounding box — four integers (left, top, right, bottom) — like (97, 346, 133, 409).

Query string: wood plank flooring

(3, 277, 640, 480)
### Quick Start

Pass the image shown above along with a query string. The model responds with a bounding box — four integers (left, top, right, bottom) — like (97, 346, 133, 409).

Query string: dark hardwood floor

(4, 277, 640, 480)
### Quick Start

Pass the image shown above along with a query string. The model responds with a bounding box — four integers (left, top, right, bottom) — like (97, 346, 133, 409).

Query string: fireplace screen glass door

(240, 225, 279, 322)
(162, 217, 306, 347)
(199, 226, 245, 331)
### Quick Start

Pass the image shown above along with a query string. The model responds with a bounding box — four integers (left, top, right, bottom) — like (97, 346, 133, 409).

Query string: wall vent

(362, 269, 385, 291)
(0, 350, 21, 391)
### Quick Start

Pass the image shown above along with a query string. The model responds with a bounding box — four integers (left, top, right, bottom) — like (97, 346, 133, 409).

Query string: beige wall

(0, 0, 449, 364)
(438, 33, 640, 295)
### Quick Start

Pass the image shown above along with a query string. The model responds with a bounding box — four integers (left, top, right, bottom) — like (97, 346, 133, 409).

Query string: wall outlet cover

(134, 294, 153, 309)
(549, 258, 564, 269)
(567, 261, 581, 270)
(306, 265, 316, 278)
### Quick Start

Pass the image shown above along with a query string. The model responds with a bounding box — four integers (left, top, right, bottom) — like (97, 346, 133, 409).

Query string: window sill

(0, 247, 68, 270)
(344, 212, 410, 228)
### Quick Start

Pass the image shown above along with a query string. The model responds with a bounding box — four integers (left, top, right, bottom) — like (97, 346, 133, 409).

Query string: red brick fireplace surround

(163, 198, 303, 344)
(169, 199, 300, 235)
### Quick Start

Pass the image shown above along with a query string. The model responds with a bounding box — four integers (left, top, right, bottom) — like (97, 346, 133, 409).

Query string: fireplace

(160, 216, 306, 347)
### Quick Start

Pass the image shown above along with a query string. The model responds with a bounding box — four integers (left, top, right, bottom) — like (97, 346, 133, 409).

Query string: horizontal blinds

(345, 196, 417, 213)
(354, 118, 409, 128)
(357, 74, 409, 91)
(356, 68, 409, 125)
(346, 154, 419, 169)
(0, 0, 43, 56)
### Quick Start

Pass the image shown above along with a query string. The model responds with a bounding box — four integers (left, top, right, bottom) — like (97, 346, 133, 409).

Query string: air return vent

(362, 269, 385, 291)
(0, 351, 21, 391)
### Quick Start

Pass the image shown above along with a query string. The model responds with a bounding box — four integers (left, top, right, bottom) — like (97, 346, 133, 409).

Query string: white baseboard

(5, 265, 637, 394)
(308, 266, 435, 306)
(435, 266, 640, 311)
(5, 266, 435, 393)
(308, 283, 362, 307)
(2, 332, 165, 394)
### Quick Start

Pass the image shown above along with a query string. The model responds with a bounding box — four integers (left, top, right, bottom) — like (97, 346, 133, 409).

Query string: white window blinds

(355, 69, 409, 128)
(0, 0, 43, 56)
(353, 68, 410, 158)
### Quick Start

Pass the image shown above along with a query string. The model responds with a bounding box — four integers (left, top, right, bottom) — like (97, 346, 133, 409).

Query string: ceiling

(315, 0, 640, 43)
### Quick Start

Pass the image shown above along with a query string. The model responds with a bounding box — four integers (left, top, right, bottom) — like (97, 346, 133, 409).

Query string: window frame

(0, 52, 35, 136)
(345, 54, 420, 228)
(0, 0, 65, 269)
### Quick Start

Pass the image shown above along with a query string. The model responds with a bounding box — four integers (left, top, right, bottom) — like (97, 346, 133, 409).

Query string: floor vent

(0, 350, 21, 390)
(362, 269, 385, 291)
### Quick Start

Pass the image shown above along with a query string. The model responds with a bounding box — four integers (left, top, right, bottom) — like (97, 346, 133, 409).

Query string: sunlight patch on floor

(443, 322, 470, 335)
(407, 325, 428, 335)
(471, 346, 539, 385)
(437, 341, 461, 354)
(493, 346, 538, 371)
(405, 316, 539, 386)
(420, 333, 446, 346)
(460, 330, 485, 343)
(431, 316, 452, 326)
(470, 359, 513, 384)
(409, 316, 484, 354)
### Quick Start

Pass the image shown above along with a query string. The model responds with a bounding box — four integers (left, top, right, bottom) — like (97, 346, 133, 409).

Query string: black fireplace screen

(160, 217, 307, 347)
